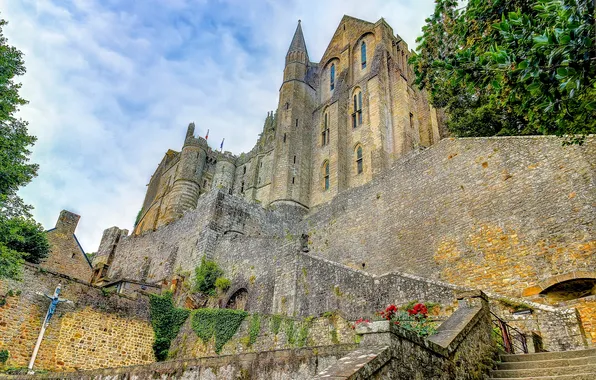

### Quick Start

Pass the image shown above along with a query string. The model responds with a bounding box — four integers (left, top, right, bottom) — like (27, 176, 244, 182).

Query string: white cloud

(2, 0, 436, 251)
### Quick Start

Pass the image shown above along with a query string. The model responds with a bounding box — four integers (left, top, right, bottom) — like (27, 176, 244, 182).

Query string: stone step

(500, 349, 596, 363)
(489, 374, 596, 380)
(490, 364, 596, 378)
(497, 356, 594, 370)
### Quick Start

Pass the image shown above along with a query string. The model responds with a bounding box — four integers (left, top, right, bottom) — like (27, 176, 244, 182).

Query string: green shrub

(191, 308, 247, 354)
(271, 314, 283, 335)
(215, 277, 231, 292)
(193, 257, 224, 296)
(149, 292, 190, 361)
(248, 314, 261, 346)
(0, 349, 8, 364)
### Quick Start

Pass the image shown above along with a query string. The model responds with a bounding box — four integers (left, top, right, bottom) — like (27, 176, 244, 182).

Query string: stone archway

(225, 288, 248, 311)
(522, 271, 596, 299)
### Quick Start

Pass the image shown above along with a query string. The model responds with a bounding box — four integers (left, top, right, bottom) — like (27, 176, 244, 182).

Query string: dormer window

(361, 42, 367, 69)
(330, 64, 335, 91)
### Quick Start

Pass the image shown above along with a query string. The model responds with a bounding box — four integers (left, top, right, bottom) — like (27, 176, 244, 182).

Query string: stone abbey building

(132, 16, 442, 234)
(2, 15, 594, 379)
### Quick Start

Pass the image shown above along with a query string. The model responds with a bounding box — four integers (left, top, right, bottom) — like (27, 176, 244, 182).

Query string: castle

(132, 16, 442, 235)
(1, 15, 594, 379)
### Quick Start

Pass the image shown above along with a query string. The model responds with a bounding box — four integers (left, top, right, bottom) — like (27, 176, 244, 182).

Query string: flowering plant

(375, 303, 437, 337)
(351, 318, 371, 330)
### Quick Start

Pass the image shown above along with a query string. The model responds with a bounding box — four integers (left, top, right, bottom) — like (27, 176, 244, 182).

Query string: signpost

(27, 284, 72, 374)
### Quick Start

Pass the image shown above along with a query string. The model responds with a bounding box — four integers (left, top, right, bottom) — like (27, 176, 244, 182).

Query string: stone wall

(43, 210, 92, 283)
(0, 265, 154, 371)
(16, 345, 357, 380)
(303, 136, 595, 299)
(169, 314, 357, 360)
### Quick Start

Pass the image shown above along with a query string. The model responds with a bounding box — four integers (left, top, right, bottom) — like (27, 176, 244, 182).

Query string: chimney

(55, 210, 81, 234)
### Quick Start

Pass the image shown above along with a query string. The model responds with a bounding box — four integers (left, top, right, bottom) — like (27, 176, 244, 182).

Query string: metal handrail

(490, 311, 528, 354)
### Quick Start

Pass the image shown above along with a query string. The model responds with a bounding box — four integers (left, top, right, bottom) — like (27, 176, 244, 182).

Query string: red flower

(408, 303, 428, 317)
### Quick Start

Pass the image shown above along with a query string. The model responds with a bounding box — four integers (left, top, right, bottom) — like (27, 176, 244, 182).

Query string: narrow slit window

(295, 119, 298, 128)
(352, 91, 363, 128)
(283, 133, 287, 143)
(292, 177, 295, 184)
(361, 41, 367, 69)
(323, 162, 330, 190)
(322, 113, 329, 146)
(294, 155, 296, 164)
(356, 146, 363, 174)
(409, 113, 414, 128)
(330, 64, 335, 91)
(240, 181, 245, 193)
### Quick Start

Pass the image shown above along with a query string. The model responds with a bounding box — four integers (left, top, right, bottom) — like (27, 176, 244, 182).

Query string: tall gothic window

(323, 161, 330, 190)
(330, 64, 335, 91)
(322, 113, 329, 146)
(361, 42, 367, 69)
(356, 145, 363, 174)
(352, 90, 363, 128)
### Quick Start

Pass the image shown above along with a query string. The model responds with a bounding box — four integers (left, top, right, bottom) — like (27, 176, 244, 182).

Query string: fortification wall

(0, 265, 154, 371)
(303, 136, 595, 299)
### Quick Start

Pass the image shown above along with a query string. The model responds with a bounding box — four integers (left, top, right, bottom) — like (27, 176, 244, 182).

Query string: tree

(0, 17, 48, 279)
(412, 0, 596, 141)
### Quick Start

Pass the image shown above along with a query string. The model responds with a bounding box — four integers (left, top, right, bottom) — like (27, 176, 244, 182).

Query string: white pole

(27, 320, 48, 373)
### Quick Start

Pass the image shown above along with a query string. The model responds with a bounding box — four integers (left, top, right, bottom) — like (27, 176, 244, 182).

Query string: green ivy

(284, 319, 296, 345)
(271, 314, 283, 335)
(248, 313, 261, 346)
(297, 320, 311, 347)
(149, 292, 190, 361)
(191, 308, 248, 354)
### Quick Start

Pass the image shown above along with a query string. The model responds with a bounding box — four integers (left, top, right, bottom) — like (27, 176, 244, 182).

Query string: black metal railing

(490, 311, 528, 354)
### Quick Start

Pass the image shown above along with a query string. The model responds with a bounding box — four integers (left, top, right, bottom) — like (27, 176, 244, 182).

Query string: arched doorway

(540, 278, 596, 303)
(225, 288, 248, 311)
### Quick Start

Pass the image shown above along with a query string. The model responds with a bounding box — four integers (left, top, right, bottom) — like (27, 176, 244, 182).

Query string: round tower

(212, 154, 236, 193)
(161, 123, 207, 225)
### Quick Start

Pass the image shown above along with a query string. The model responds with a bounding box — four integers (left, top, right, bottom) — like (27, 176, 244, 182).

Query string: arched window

(361, 41, 367, 69)
(330, 64, 335, 91)
(356, 145, 363, 174)
(323, 161, 330, 190)
(321, 113, 329, 146)
(352, 90, 363, 128)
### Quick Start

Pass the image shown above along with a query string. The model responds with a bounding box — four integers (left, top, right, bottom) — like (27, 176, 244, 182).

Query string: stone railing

(315, 290, 498, 379)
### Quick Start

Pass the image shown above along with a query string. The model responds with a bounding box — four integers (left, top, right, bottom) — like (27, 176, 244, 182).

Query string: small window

(361, 41, 367, 69)
(356, 146, 363, 174)
(286, 102, 290, 110)
(283, 133, 287, 143)
(409, 113, 414, 128)
(293, 155, 297, 164)
(330, 64, 335, 91)
(243, 166, 247, 175)
(321, 113, 329, 146)
(295, 119, 298, 128)
(352, 91, 363, 128)
(323, 161, 330, 190)
(241, 181, 245, 193)
(292, 177, 295, 184)
(71, 252, 76, 259)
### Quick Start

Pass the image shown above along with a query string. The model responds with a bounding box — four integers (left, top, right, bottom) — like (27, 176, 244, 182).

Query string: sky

(2, 0, 437, 252)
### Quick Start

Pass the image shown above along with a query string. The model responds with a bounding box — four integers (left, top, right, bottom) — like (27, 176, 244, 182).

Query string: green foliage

(0, 243, 24, 280)
(191, 308, 248, 354)
(193, 257, 224, 296)
(0, 297, 6, 307)
(412, 0, 596, 141)
(497, 298, 533, 312)
(271, 314, 283, 335)
(149, 292, 190, 361)
(0, 217, 49, 264)
(0, 349, 8, 364)
(248, 313, 261, 346)
(297, 319, 311, 347)
(215, 277, 231, 292)
(134, 209, 143, 227)
(284, 319, 296, 345)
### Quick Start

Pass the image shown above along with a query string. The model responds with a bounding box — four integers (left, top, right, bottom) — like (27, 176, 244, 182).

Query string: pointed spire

(287, 20, 308, 59)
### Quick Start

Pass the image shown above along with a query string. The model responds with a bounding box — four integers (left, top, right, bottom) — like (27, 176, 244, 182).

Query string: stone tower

(161, 123, 207, 225)
(269, 21, 317, 210)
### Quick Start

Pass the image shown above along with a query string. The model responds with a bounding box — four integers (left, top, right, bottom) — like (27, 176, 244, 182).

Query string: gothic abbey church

(133, 16, 442, 234)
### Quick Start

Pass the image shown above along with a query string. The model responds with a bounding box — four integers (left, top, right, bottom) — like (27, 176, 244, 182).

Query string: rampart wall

(0, 265, 154, 371)
(302, 136, 595, 299)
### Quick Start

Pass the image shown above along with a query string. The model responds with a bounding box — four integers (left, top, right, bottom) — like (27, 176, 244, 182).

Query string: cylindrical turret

(160, 123, 207, 225)
(212, 155, 236, 193)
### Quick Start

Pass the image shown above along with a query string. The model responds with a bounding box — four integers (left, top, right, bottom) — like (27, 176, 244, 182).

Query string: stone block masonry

(0, 265, 154, 371)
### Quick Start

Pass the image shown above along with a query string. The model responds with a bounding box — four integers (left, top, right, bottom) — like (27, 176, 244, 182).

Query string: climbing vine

(149, 291, 190, 361)
(248, 313, 261, 346)
(270, 314, 283, 335)
(191, 308, 248, 354)
(0, 350, 8, 365)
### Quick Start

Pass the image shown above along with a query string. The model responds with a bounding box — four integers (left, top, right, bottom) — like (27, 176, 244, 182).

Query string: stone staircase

(490, 348, 596, 379)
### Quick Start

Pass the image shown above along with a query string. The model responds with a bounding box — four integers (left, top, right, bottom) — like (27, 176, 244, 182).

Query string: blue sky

(3, 0, 436, 251)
